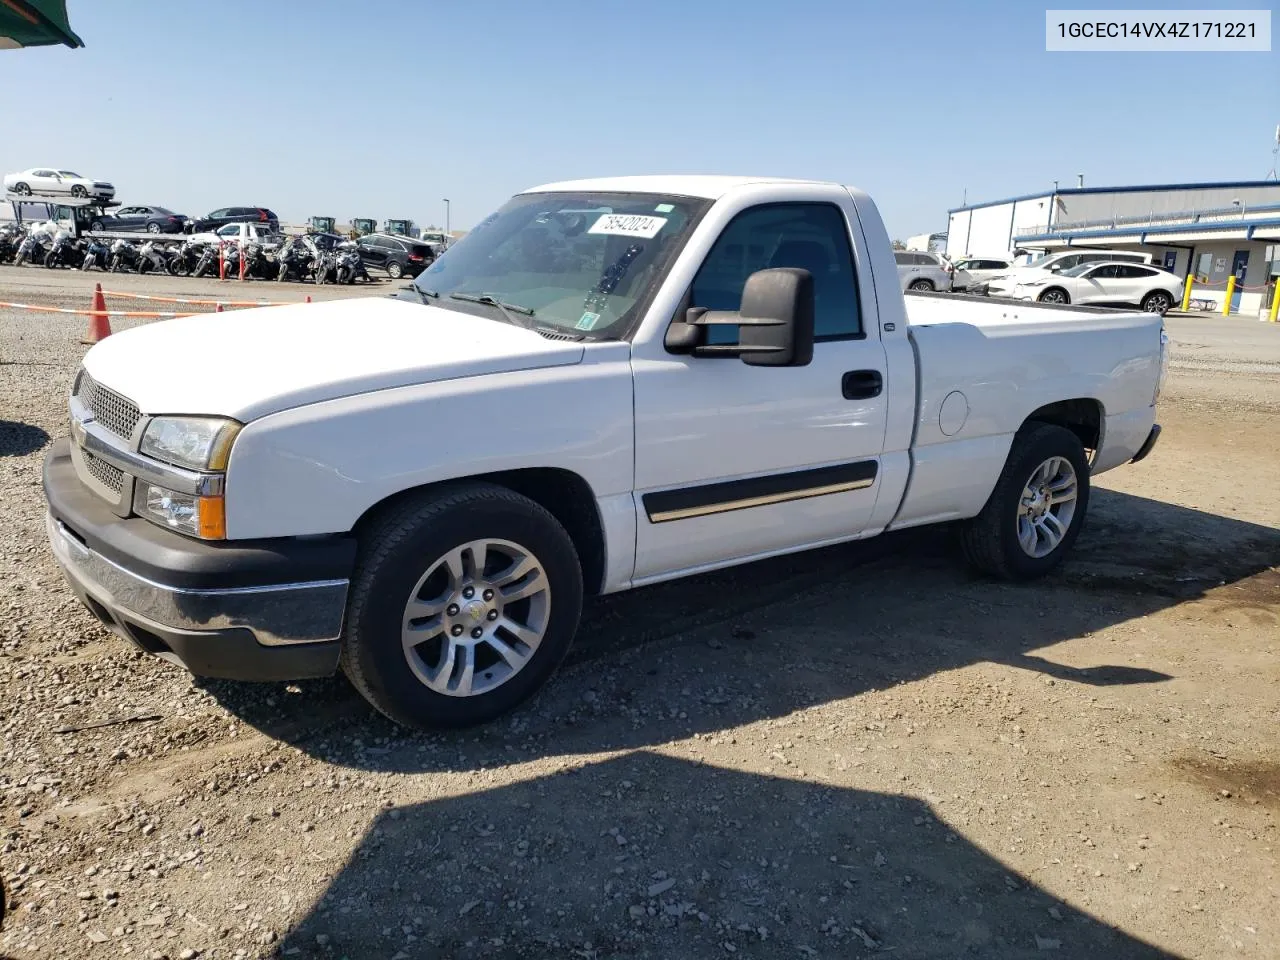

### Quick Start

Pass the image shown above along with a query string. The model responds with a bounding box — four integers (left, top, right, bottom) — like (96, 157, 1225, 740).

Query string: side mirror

(664, 268, 815, 367)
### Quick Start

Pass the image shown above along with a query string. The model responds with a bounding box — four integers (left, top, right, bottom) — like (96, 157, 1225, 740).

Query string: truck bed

(886, 291, 1163, 533)
(904, 289, 1157, 332)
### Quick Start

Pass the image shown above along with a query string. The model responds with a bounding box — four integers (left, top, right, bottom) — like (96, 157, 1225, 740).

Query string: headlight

(134, 483, 226, 540)
(139, 416, 241, 471)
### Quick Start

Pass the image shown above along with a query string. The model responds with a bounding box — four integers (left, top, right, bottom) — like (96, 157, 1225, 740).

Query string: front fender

(223, 357, 635, 541)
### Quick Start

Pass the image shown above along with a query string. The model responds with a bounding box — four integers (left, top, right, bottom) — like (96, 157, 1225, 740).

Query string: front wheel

(90, 220, 103, 232)
(146, 222, 161, 234)
(341, 483, 584, 729)
(70, 185, 87, 198)
(1037, 287, 1069, 305)
(1141, 291, 1173, 315)
(959, 423, 1090, 581)
(386, 260, 404, 279)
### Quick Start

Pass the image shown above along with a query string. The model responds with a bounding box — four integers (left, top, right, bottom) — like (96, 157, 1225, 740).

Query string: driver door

(1077, 263, 1122, 304)
(630, 199, 888, 582)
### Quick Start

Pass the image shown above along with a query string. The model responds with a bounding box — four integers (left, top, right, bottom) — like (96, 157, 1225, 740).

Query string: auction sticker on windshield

(588, 214, 667, 238)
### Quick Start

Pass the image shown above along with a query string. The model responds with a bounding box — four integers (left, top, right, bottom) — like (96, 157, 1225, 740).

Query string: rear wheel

(960, 423, 1090, 581)
(13, 182, 30, 195)
(89, 220, 103, 232)
(1141, 290, 1172, 315)
(386, 260, 404, 279)
(908, 278, 934, 292)
(341, 483, 584, 729)
(147, 222, 161, 234)
(1037, 287, 1069, 305)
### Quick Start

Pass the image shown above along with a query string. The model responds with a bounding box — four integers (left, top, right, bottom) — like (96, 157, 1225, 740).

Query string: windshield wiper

(449, 292, 536, 329)
(446, 292, 588, 341)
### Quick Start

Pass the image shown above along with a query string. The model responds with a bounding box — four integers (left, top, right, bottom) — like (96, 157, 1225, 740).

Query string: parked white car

(186, 222, 281, 249)
(1008, 261, 1181, 313)
(951, 256, 1013, 292)
(986, 250, 1149, 297)
(3, 167, 115, 200)
(44, 175, 1167, 729)
(895, 250, 952, 292)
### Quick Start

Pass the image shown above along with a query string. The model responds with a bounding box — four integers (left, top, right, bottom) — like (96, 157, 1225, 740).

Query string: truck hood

(82, 297, 586, 422)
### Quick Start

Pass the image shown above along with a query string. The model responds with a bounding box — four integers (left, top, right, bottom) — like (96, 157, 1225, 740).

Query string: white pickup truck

(44, 176, 1167, 729)
(185, 221, 281, 249)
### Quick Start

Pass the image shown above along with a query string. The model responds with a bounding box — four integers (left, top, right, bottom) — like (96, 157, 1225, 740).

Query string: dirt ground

(1, 269, 1278, 960)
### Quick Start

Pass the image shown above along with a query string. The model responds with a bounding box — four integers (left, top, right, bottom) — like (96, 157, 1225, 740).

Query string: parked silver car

(895, 250, 952, 292)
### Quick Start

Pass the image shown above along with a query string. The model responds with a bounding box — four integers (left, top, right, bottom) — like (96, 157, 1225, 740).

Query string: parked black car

(356, 233, 435, 279)
(184, 206, 280, 234)
(88, 205, 187, 234)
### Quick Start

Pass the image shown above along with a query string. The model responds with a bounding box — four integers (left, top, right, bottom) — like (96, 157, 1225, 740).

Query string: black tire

(386, 260, 404, 279)
(341, 482, 584, 729)
(70, 184, 87, 198)
(1037, 287, 1070, 305)
(959, 422, 1090, 581)
(147, 222, 161, 234)
(90, 220, 103, 232)
(1141, 290, 1172, 315)
(908, 279, 934, 292)
(13, 182, 30, 195)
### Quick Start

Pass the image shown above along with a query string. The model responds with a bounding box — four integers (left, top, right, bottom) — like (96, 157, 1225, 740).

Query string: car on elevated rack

(184, 206, 280, 234)
(3, 168, 115, 200)
(1006, 261, 1181, 314)
(88, 205, 188, 234)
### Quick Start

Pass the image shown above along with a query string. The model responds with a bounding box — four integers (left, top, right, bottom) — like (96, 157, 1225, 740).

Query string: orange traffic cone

(81, 283, 112, 345)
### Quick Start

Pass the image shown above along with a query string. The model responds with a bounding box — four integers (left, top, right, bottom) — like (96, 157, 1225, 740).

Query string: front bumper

(43, 439, 354, 681)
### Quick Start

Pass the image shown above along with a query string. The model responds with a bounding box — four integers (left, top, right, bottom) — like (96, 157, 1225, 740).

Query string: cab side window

(690, 203, 863, 345)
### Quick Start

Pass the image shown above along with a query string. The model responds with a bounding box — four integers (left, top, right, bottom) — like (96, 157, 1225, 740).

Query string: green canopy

(0, 0, 83, 50)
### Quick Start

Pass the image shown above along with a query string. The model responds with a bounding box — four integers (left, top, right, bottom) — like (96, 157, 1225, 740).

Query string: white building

(946, 179, 1280, 315)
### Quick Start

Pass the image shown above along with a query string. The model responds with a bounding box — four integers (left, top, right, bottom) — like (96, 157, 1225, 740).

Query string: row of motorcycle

(0, 223, 371, 284)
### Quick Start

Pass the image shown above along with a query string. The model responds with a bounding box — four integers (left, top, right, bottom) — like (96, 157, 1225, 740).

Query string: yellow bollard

(1181, 273, 1194, 312)
(1269, 281, 1280, 323)
(1221, 276, 1236, 316)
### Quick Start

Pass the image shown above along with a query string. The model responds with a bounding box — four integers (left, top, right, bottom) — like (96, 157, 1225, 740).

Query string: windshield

(410, 191, 709, 337)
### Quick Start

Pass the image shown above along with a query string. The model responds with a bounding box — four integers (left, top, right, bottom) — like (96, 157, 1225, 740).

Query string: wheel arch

(1023, 398, 1103, 460)
(352, 467, 608, 596)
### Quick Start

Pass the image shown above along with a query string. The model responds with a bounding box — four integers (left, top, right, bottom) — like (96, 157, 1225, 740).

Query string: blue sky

(1, 1, 1275, 237)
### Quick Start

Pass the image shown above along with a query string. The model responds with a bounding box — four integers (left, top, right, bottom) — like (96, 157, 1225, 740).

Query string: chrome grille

(82, 449, 124, 494)
(75, 369, 141, 441)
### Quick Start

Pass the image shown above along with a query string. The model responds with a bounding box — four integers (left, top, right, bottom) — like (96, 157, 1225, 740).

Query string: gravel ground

(1, 269, 1278, 960)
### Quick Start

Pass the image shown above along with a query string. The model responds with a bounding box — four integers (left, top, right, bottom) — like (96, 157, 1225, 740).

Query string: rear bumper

(43, 439, 353, 681)
(1130, 424, 1161, 464)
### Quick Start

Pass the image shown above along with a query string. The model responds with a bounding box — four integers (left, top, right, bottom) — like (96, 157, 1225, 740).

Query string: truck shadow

(200, 487, 1280, 770)
(0, 420, 49, 458)
(276, 750, 1184, 959)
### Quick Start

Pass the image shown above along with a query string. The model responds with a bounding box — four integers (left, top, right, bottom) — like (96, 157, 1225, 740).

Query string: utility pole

(442, 198, 450, 237)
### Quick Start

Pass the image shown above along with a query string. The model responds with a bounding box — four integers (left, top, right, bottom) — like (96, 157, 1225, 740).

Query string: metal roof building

(946, 179, 1280, 315)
